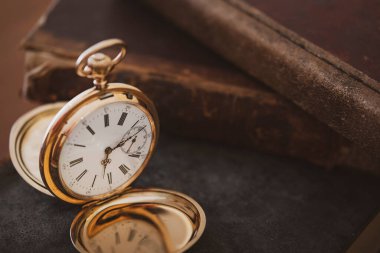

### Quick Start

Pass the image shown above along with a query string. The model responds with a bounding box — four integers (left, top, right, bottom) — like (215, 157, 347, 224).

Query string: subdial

(121, 126, 148, 155)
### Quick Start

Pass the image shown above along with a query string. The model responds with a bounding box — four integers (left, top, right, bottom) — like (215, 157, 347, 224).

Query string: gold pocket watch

(9, 39, 205, 253)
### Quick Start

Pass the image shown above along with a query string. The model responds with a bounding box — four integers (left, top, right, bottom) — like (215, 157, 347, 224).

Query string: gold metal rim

(40, 83, 159, 205)
(9, 102, 66, 196)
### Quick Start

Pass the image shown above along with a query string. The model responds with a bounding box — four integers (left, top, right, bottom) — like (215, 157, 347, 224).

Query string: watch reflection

(83, 206, 172, 253)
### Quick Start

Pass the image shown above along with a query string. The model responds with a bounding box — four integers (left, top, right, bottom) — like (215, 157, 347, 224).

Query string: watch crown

(85, 53, 113, 86)
(76, 39, 127, 90)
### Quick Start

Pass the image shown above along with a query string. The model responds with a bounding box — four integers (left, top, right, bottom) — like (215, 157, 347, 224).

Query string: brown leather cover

(144, 0, 380, 155)
(244, 0, 380, 82)
(22, 0, 379, 172)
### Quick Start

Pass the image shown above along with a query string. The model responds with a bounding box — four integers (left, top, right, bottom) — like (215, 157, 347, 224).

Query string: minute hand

(126, 125, 146, 142)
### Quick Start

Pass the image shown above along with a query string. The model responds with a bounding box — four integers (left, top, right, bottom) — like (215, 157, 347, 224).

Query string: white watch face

(58, 102, 153, 197)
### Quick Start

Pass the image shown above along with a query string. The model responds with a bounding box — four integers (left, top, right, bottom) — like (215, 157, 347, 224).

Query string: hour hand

(101, 147, 112, 177)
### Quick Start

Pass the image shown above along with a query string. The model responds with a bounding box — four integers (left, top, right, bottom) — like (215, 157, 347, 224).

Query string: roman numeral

(119, 164, 130, 175)
(139, 235, 148, 243)
(128, 229, 136, 241)
(73, 144, 86, 147)
(94, 246, 103, 253)
(104, 114, 109, 127)
(86, 125, 95, 135)
(115, 232, 120, 244)
(128, 154, 140, 158)
(91, 175, 97, 187)
(107, 172, 112, 184)
(117, 112, 128, 126)
(76, 170, 87, 181)
(70, 157, 83, 167)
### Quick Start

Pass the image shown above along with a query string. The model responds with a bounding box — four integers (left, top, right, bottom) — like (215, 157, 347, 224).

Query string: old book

(144, 0, 380, 155)
(22, 0, 379, 172)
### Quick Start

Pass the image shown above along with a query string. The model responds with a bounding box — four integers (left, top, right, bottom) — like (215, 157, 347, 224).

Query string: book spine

(143, 0, 380, 155)
(23, 50, 380, 173)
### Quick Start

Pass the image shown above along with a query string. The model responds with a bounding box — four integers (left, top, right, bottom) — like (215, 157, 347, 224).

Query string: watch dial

(58, 102, 153, 197)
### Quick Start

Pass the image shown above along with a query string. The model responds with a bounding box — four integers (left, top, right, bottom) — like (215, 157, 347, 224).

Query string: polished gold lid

(71, 188, 206, 253)
(9, 102, 66, 196)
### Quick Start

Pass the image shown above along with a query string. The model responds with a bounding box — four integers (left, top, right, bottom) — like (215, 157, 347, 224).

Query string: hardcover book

(22, 0, 379, 173)
(144, 0, 380, 154)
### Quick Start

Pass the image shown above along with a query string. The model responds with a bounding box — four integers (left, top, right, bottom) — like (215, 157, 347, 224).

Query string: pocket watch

(9, 39, 205, 253)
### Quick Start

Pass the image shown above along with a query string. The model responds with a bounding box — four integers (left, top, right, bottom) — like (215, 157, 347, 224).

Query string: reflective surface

(71, 188, 206, 253)
(9, 102, 65, 196)
(85, 218, 168, 253)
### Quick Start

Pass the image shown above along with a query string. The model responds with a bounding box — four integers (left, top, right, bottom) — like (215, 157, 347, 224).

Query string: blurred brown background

(0, 0, 50, 158)
(1, 1, 379, 252)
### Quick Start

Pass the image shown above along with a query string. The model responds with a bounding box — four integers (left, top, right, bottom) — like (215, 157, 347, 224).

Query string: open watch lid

(71, 188, 206, 253)
(9, 102, 65, 196)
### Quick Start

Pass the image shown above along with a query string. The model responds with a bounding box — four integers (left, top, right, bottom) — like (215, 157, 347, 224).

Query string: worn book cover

(144, 0, 380, 155)
(22, 0, 379, 173)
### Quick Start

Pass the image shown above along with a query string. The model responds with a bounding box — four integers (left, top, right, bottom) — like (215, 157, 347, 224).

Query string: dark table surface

(1, 134, 380, 253)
